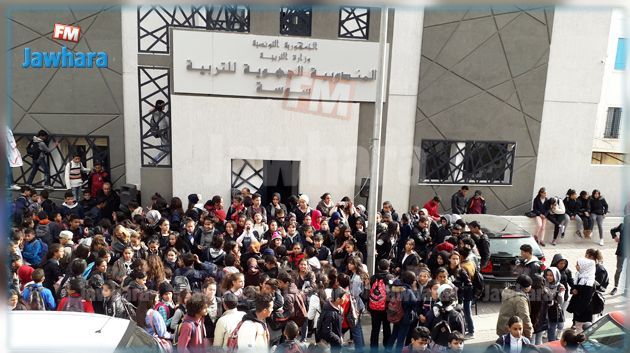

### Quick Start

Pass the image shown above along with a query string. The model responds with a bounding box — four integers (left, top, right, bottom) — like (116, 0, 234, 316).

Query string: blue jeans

(26, 157, 50, 186)
(387, 320, 411, 350)
(350, 314, 365, 353)
(463, 299, 474, 334)
(547, 322, 564, 342)
(71, 186, 81, 202)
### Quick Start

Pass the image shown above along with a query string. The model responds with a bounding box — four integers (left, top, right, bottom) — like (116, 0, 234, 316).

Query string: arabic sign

(172, 29, 387, 102)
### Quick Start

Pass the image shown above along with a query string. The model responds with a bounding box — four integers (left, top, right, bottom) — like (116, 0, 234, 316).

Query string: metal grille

(231, 159, 264, 193)
(338, 7, 370, 40)
(420, 140, 516, 184)
(604, 107, 622, 139)
(138, 5, 250, 53)
(11, 134, 109, 189)
(138, 67, 171, 167)
(280, 6, 312, 36)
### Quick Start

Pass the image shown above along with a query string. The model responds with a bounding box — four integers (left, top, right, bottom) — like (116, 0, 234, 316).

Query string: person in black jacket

(102, 280, 131, 319)
(589, 190, 609, 246)
(531, 188, 548, 246)
(609, 218, 627, 295)
(519, 244, 542, 277)
(577, 191, 592, 238)
(468, 221, 490, 269)
(563, 189, 584, 238)
(318, 287, 347, 350)
(369, 259, 395, 349)
(451, 186, 469, 214)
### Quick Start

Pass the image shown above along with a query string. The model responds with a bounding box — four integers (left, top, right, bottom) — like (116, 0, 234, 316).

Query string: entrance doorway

(231, 159, 300, 204)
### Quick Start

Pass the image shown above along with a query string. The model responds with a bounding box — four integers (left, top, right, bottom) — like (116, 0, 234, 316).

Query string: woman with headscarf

(544, 267, 566, 342)
(295, 194, 313, 225)
(566, 257, 596, 330)
(267, 192, 288, 222)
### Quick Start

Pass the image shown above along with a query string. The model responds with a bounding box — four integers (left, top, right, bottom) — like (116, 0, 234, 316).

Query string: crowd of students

(8, 173, 625, 353)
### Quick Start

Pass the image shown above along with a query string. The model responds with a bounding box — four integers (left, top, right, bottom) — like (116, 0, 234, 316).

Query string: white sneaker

(599, 239, 604, 246)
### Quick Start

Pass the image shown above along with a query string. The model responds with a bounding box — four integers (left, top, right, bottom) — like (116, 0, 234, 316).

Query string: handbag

(590, 289, 605, 315)
(524, 211, 537, 218)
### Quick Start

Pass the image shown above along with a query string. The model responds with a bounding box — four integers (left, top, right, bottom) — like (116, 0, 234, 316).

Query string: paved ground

(354, 233, 626, 350)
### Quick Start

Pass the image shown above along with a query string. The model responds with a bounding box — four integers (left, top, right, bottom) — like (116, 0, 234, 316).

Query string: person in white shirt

(237, 294, 273, 353)
(496, 316, 532, 353)
(213, 292, 245, 348)
(64, 153, 90, 201)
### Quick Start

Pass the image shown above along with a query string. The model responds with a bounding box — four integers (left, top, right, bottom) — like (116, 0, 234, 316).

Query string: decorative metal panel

(231, 159, 264, 193)
(420, 140, 516, 184)
(138, 67, 171, 167)
(11, 134, 109, 189)
(338, 7, 369, 40)
(207, 5, 250, 32)
(280, 6, 312, 36)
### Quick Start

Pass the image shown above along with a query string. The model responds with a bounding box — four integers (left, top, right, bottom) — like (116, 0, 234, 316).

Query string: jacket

(589, 197, 608, 215)
(467, 197, 487, 214)
(422, 200, 441, 221)
(43, 259, 63, 294)
(546, 197, 566, 215)
(564, 197, 580, 217)
(611, 221, 625, 257)
(496, 334, 532, 353)
(545, 267, 565, 324)
(57, 293, 95, 313)
(23, 239, 44, 266)
(61, 202, 84, 220)
(496, 287, 533, 338)
(22, 283, 56, 310)
(550, 253, 574, 302)
(391, 280, 418, 323)
(64, 161, 90, 189)
(451, 191, 467, 214)
(176, 314, 205, 353)
(108, 258, 132, 285)
(519, 256, 542, 278)
(532, 197, 547, 216)
(318, 300, 343, 346)
(212, 308, 246, 348)
(103, 293, 129, 319)
(237, 311, 270, 353)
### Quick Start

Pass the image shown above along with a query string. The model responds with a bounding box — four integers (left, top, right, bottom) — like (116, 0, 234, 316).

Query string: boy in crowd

(64, 152, 91, 202)
(447, 332, 465, 353)
(402, 327, 433, 353)
(61, 191, 84, 220)
(22, 269, 56, 310)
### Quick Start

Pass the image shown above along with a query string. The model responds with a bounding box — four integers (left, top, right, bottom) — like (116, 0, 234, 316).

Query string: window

(614, 38, 627, 70)
(604, 107, 622, 138)
(591, 152, 625, 165)
(280, 6, 312, 36)
(338, 7, 370, 40)
(420, 140, 516, 185)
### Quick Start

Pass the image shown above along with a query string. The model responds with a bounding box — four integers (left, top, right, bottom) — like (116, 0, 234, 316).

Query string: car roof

(9, 311, 131, 353)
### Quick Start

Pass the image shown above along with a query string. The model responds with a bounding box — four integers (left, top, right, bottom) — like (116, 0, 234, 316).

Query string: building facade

(8, 5, 628, 215)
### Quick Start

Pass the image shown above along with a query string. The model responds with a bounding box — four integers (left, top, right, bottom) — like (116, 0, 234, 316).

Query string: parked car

(543, 311, 626, 353)
(9, 311, 161, 353)
(460, 214, 545, 284)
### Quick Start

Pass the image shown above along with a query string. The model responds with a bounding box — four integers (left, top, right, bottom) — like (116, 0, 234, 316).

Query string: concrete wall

(170, 95, 360, 206)
(9, 6, 125, 191)
(411, 6, 554, 215)
(534, 9, 628, 215)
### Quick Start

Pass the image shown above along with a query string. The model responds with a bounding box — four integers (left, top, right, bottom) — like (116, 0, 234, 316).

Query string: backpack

(291, 291, 308, 327)
(595, 264, 609, 291)
(173, 317, 196, 348)
(27, 284, 46, 311)
(471, 271, 485, 300)
(226, 320, 246, 353)
(35, 223, 52, 245)
(172, 275, 191, 294)
(37, 241, 48, 265)
(591, 289, 605, 315)
(62, 296, 86, 312)
(386, 287, 404, 323)
(280, 341, 305, 353)
(82, 262, 95, 280)
(26, 139, 41, 159)
(369, 278, 387, 311)
(121, 297, 137, 322)
(431, 310, 454, 347)
(155, 301, 173, 320)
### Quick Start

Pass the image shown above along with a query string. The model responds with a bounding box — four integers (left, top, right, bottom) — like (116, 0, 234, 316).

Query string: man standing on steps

(451, 186, 469, 214)
(25, 130, 59, 189)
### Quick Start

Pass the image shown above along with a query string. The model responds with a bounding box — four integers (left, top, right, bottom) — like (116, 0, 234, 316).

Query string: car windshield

(117, 325, 161, 353)
(582, 316, 626, 352)
(489, 237, 543, 258)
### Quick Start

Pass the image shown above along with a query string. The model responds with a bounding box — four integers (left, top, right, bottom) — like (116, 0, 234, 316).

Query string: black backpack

(26, 139, 41, 159)
(472, 271, 485, 300)
(27, 285, 46, 311)
(595, 264, 609, 291)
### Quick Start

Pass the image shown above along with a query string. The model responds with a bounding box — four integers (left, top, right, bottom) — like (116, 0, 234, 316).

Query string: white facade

(534, 8, 628, 215)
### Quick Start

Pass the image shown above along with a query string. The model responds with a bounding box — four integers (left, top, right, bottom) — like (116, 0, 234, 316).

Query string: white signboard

(172, 29, 387, 102)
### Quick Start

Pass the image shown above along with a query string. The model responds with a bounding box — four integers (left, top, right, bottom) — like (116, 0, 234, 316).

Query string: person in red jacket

(88, 161, 109, 198)
(423, 196, 442, 222)
(57, 278, 95, 313)
(175, 293, 208, 353)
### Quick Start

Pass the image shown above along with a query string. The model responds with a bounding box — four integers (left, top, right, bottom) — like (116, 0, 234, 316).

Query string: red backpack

(226, 320, 247, 353)
(369, 279, 387, 311)
(386, 288, 404, 323)
(154, 301, 172, 320)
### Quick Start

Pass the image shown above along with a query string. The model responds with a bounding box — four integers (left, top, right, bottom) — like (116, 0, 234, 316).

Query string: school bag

(369, 278, 387, 311)
(226, 320, 248, 353)
(27, 284, 46, 311)
(62, 296, 86, 312)
(155, 301, 173, 320)
(595, 264, 609, 292)
(172, 275, 191, 294)
(431, 310, 454, 347)
(35, 223, 52, 246)
(26, 139, 41, 159)
(472, 271, 485, 300)
(290, 291, 309, 327)
(386, 287, 404, 323)
(591, 289, 605, 315)
(173, 317, 196, 347)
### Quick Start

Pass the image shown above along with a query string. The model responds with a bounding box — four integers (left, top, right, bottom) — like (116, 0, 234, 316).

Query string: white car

(8, 311, 161, 353)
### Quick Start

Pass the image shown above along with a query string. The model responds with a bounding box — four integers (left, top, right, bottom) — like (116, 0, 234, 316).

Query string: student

(317, 287, 347, 351)
(588, 190, 608, 246)
(102, 280, 132, 319)
(139, 290, 173, 347)
(64, 152, 90, 201)
(42, 244, 64, 294)
(237, 294, 274, 353)
(9, 289, 28, 311)
(531, 187, 548, 246)
(170, 289, 191, 333)
(387, 271, 418, 350)
(402, 326, 433, 353)
(544, 268, 566, 342)
(22, 228, 45, 267)
(496, 316, 532, 353)
(57, 278, 95, 313)
(451, 186, 469, 215)
(88, 160, 109, 198)
(560, 329, 586, 353)
(60, 191, 84, 220)
(223, 272, 245, 299)
(275, 321, 306, 353)
(175, 293, 209, 353)
(467, 190, 487, 214)
(22, 269, 56, 310)
(155, 282, 176, 327)
(609, 220, 626, 295)
(447, 331, 465, 353)
(518, 244, 542, 278)
(25, 130, 58, 189)
(212, 292, 246, 348)
(496, 275, 533, 339)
